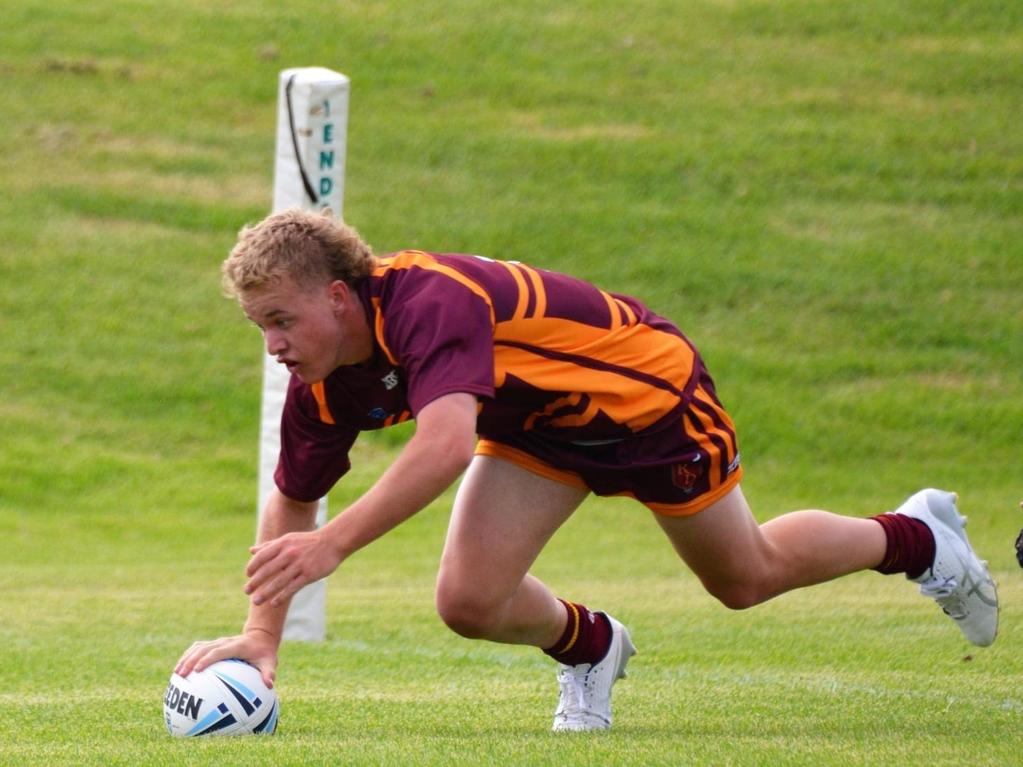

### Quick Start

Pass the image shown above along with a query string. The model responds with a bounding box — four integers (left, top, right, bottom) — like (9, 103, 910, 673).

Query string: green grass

(1, 0, 1021, 764)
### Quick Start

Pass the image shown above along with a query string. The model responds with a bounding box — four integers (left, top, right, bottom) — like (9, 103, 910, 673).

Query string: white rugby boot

(551, 614, 636, 732)
(891, 488, 998, 646)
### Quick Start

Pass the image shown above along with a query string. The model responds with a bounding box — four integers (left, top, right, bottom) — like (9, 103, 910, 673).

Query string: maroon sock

(543, 599, 612, 667)
(871, 513, 936, 579)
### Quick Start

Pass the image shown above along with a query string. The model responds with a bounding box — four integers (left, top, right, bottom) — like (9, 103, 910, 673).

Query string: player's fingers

(256, 659, 277, 689)
(267, 571, 307, 608)
(175, 639, 214, 673)
(190, 642, 240, 675)
(175, 640, 204, 670)
(244, 544, 292, 595)
(251, 565, 304, 607)
(245, 562, 285, 602)
(245, 539, 282, 578)
(175, 640, 222, 677)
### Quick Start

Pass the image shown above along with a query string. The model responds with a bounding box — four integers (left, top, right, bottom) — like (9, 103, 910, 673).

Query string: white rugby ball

(164, 659, 279, 737)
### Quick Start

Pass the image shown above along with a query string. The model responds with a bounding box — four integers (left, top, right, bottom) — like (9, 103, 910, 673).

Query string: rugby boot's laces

(551, 614, 636, 732)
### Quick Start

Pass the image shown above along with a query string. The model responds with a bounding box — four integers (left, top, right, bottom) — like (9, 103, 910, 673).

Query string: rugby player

(177, 209, 998, 731)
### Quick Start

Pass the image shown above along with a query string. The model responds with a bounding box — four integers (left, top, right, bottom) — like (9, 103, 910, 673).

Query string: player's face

(240, 274, 373, 384)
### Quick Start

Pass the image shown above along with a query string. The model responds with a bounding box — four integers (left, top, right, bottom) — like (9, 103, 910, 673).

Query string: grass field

(1, 1, 1021, 764)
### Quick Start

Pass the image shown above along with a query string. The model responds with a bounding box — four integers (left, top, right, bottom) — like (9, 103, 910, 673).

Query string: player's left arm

(244, 391, 478, 607)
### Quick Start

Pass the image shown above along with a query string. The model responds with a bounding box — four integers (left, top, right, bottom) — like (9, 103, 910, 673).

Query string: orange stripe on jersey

(377, 250, 496, 324)
(600, 290, 622, 331)
(493, 343, 684, 432)
(614, 297, 637, 326)
(370, 297, 399, 365)
(498, 260, 531, 321)
(494, 315, 696, 395)
(371, 252, 497, 361)
(516, 263, 547, 318)
(310, 381, 336, 425)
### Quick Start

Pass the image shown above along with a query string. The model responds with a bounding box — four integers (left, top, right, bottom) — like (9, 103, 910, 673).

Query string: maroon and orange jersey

(275, 251, 721, 503)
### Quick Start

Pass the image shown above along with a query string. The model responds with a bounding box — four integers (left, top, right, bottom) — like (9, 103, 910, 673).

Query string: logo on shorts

(671, 455, 704, 493)
(381, 370, 400, 390)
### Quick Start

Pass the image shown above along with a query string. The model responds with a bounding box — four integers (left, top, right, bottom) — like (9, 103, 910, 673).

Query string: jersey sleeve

(380, 269, 496, 414)
(274, 376, 360, 502)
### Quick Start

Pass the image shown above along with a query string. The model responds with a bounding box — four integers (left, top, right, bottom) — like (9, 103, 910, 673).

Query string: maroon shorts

(475, 368, 742, 516)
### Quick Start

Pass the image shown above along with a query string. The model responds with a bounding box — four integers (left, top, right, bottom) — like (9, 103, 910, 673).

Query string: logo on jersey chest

(365, 370, 403, 421)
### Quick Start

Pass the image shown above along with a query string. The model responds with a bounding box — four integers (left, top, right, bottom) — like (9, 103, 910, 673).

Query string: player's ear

(327, 279, 350, 313)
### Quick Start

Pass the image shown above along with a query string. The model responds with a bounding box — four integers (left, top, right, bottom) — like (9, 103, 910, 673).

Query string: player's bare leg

(435, 455, 635, 730)
(655, 485, 887, 609)
(656, 484, 997, 644)
(435, 455, 588, 646)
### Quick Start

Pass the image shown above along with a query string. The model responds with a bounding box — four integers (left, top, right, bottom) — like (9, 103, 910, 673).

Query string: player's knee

(434, 585, 501, 639)
(704, 580, 768, 611)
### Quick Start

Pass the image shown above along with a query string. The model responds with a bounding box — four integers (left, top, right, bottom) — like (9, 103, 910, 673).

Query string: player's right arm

(174, 488, 318, 688)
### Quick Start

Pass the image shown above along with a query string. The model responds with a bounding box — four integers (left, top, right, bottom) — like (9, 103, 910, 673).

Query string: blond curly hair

(222, 208, 376, 297)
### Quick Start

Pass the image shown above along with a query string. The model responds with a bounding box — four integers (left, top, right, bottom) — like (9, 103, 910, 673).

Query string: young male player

(177, 209, 998, 731)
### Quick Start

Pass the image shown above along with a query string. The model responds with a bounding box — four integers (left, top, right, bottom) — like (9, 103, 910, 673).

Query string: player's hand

(245, 528, 342, 608)
(174, 629, 279, 688)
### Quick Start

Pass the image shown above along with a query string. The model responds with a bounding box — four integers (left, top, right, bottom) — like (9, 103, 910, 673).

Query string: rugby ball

(163, 659, 279, 737)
